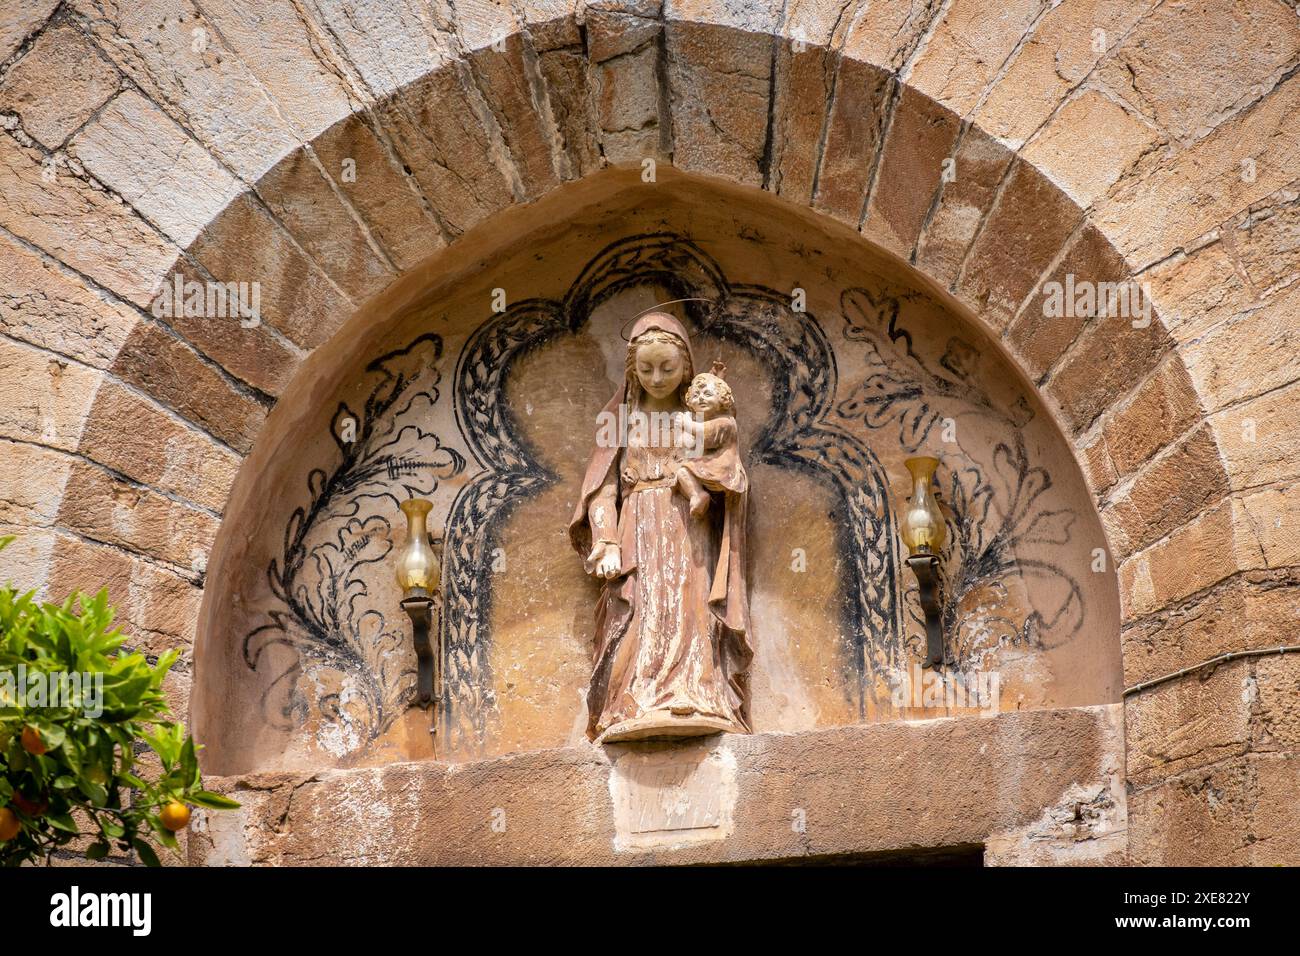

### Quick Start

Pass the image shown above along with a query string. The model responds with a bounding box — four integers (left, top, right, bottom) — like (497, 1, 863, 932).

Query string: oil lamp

(395, 498, 441, 716)
(901, 456, 948, 668)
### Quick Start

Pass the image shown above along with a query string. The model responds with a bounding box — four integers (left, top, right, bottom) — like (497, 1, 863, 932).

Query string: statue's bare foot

(689, 492, 710, 519)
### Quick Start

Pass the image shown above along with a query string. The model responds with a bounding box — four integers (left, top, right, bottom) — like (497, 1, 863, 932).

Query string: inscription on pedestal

(609, 745, 738, 851)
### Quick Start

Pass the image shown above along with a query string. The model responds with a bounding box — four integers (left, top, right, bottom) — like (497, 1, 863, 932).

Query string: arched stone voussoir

(662, 3, 783, 187)
(183, 189, 353, 353)
(954, 156, 1087, 335)
(251, 142, 399, 304)
(303, 110, 449, 273)
(368, 61, 520, 239)
(458, 32, 567, 199)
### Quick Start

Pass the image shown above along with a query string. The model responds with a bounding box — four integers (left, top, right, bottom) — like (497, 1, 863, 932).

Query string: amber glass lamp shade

(901, 456, 946, 555)
(395, 498, 439, 595)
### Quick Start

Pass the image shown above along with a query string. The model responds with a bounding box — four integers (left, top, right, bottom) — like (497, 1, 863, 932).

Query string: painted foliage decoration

(247, 234, 1086, 759)
(835, 286, 1085, 672)
(243, 335, 466, 752)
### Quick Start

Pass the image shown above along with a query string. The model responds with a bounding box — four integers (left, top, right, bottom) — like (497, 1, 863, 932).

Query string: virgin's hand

(595, 545, 621, 579)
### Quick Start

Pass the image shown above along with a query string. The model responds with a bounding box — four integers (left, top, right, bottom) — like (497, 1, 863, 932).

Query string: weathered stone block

(1043, 302, 1168, 435)
(0, 22, 120, 150)
(0, 230, 135, 368)
(68, 89, 243, 247)
(186, 190, 352, 350)
(78, 381, 240, 512)
(769, 40, 835, 205)
(1143, 233, 1257, 343)
(531, 43, 602, 180)
(191, 705, 1124, 865)
(861, 84, 960, 261)
(1125, 659, 1250, 786)
(0, 527, 57, 596)
(1006, 223, 1130, 382)
(1231, 186, 1300, 296)
(0, 336, 100, 451)
(1021, 89, 1158, 209)
(1102, 424, 1228, 560)
(308, 113, 447, 272)
(907, 0, 1047, 118)
(464, 37, 564, 197)
(0, 438, 72, 527)
(1079, 431, 1119, 499)
(1095, 72, 1300, 268)
(0, 130, 178, 309)
(188, 0, 360, 143)
(1121, 570, 1300, 687)
(810, 57, 889, 226)
(57, 459, 220, 572)
(74, 0, 300, 182)
(664, 20, 772, 186)
(1101, 354, 1201, 479)
(253, 144, 396, 301)
(375, 65, 518, 237)
(108, 321, 267, 454)
(972, 0, 1153, 147)
(1180, 285, 1300, 412)
(912, 122, 1013, 287)
(1254, 654, 1300, 751)
(1127, 756, 1254, 865)
(143, 256, 304, 398)
(0, 0, 59, 64)
(957, 158, 1081, 333)
(302, 0, 449, 99)
(588, 31, 663, 164)
(1094, 0, 1299, 142)
(1211, 378, 1300, 489)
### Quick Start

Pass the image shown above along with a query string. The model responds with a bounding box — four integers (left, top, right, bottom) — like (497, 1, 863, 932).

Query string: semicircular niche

(195, 169, 1121, 774)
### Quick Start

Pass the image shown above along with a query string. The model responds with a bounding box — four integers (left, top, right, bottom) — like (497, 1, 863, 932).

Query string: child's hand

(674, 414, 701, 449)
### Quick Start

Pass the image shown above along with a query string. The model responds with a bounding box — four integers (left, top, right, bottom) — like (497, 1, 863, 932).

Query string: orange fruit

(0, 808, 19, 841)
(20, 726, 45, 756)
(160, 801, 191, 832)
(12, 792, 47, 817)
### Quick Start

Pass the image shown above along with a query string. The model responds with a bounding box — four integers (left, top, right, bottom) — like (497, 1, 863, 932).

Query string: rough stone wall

(0, 0, 1296, 865)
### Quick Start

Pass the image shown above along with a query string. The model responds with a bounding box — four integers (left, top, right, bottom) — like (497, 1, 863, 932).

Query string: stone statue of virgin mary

(569, 311, 753, 744)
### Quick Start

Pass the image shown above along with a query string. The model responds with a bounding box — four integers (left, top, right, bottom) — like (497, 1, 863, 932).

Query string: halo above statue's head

(618, 298, 713, 341)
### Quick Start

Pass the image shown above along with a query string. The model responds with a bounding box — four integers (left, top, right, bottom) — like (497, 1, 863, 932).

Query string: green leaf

(46, 813, 79, 834)
(132, 839, 161, 868)
(188, 790, 241, 810)
(85, 842, 109, 860)
(37, 724, 66, 750)
(180, 737, 199, 788)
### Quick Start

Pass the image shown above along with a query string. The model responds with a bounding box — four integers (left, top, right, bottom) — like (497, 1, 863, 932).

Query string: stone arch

(3, 1, 1294, 863)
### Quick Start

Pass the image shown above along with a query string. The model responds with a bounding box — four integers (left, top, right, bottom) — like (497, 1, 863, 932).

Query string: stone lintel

(191, 703, 1125, 866)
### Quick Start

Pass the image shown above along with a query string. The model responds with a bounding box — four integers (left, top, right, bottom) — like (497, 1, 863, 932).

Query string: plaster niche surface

(195, 168, 1121, 775)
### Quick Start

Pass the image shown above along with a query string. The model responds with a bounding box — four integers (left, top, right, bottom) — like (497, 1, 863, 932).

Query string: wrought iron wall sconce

(901, 456, 949, 669)
(394, 498, 442, 729)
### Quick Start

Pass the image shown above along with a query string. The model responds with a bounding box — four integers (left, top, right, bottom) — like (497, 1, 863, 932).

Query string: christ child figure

(675, 360, 747, 519)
